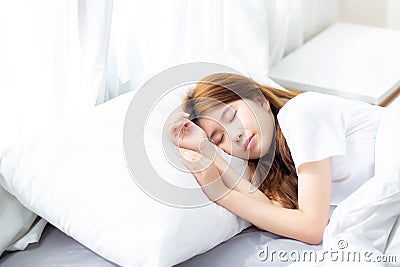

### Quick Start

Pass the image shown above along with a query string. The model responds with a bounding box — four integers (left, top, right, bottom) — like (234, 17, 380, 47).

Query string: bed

(1, 68, 399, 266)
(0, 223, 322, 267)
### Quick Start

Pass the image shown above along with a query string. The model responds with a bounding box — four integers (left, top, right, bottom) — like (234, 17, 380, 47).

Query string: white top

(277, 92, 385, 205)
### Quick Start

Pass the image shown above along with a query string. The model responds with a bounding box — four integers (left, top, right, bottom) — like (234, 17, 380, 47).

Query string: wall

(338, 0, 400, 30)
(387, 0, 400, 30)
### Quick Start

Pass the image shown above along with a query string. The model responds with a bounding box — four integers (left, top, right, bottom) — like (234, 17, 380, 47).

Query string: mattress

(0, 223, 322, 267)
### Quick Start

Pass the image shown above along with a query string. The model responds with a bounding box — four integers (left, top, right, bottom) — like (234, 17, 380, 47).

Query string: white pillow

(0, 86, 251, 266)
(0, 183, 46, 255)
(0, 59, 285, 265)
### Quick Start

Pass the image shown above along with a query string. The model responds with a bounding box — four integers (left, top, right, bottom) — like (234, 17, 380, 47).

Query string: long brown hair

(182, 73, 302, 209)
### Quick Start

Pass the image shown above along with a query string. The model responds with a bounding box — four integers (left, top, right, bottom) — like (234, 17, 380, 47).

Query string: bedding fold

(289, 98, 400, 267)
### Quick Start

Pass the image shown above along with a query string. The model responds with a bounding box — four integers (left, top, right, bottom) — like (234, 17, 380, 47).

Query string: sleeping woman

(166, 73, 385, 245)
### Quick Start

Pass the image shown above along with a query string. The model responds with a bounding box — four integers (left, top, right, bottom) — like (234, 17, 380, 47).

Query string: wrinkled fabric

(290, 98, 400, 267)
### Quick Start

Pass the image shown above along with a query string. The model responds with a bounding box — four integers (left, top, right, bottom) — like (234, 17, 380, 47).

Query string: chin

(236, 152, 262, 161)
(249, 153, 264, 160)
(232, 147, 268, 160)
(232, 153, 251, 160)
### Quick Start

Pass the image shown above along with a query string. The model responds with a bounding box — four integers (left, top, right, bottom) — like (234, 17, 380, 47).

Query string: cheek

(237, 110, 257, 131)
(234, 109, 249, 126)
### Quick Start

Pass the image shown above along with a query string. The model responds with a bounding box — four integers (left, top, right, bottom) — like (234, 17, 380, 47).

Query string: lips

(244, 134, 255, 151)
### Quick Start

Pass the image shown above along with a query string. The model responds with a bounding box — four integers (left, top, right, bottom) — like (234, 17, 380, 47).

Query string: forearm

(199, 140, 274, 205)
(216, 189, 325, 244)
(215, 153, 273, 204)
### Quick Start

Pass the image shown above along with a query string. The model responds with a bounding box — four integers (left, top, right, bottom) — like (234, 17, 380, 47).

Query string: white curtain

(268, 0, 338, 66)
(103, 0, 271, 101)
(0, 0, 112, 153)
(103, 0, 338, 102)
(0, 0, 337, 152)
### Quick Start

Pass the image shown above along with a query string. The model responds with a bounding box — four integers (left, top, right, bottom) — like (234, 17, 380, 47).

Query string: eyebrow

(209, 106, 230, 140)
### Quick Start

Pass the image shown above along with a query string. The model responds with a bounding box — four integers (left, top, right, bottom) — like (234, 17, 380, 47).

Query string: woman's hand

(177, 148, 230, 202)
(166, 112, 208, 152)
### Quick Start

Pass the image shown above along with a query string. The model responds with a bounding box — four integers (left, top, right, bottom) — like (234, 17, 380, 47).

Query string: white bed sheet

(0, 224, 322, 267)
(0, 224, 117, 267)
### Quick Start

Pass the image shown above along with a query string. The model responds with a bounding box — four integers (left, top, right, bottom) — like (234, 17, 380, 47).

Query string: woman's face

(197, 97, 275, 160)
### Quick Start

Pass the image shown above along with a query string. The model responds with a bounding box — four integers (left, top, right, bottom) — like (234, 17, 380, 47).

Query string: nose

(234, 131, 244, 145)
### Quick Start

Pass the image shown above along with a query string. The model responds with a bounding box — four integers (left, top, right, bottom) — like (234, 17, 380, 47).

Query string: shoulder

(276, 92, 348, 172)
(279, 92, 341, 114)
(277, 92, 347, 139)
(278, 92, 344, 123)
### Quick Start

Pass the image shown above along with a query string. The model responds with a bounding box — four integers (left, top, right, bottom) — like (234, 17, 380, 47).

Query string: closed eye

(211, 110, 235, 145)
(216, 110, 235, 144)
(230, 110, 237, 122)
(217, 134, 224, 145)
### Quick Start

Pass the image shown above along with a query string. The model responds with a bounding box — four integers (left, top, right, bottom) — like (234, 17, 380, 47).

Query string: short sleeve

(277, 92, 347, 174)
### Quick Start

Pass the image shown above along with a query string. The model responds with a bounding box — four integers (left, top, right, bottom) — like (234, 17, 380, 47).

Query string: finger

(178, 147, 191, 154)
(178, 117, 191, 125)
(170, 120, 187, 132)
(172, 121, 191, 135)
(176, 151, 194, 170)
(176, 149, 199, 166)
(170, 121, 184, 132)
(176, 151, 193, 168)
(170, 117, 189, 129)
(175, 118, 190, 125)
(168, 113, 189, 127)
(176, 147, 195, 158)
(178, 152, 213, 172)
(174, 112, 190, 120)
